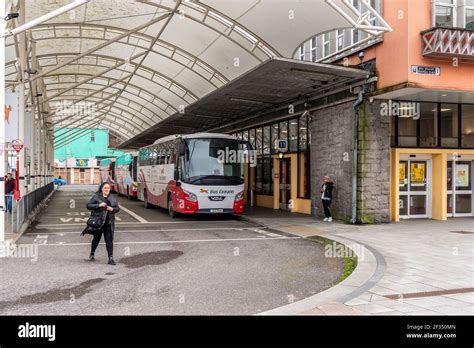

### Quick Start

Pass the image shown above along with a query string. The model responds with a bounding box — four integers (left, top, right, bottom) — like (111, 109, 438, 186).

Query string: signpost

(12, 139, 24, 201)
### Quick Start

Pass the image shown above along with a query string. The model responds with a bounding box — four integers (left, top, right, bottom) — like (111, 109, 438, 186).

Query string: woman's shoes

(108, 256, 116, 265)
(89, 253, 95, 261)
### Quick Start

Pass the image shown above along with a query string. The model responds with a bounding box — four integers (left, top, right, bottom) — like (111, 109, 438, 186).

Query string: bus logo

(200, 188, 209, 193)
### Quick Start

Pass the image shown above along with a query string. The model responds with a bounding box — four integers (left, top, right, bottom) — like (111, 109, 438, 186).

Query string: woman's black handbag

(81, 211, 106, 236)
(86, 211, 107, 230)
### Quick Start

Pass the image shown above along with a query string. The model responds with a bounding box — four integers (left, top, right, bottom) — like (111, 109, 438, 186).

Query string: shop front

(232, 112, 311, 214)
(390, 101, 474, 221)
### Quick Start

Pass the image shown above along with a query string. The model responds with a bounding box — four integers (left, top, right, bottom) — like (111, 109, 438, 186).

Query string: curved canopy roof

(4, 0, 391, 146)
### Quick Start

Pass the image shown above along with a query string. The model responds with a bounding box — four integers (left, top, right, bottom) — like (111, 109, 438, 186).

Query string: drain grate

(450, 230, 474, 234)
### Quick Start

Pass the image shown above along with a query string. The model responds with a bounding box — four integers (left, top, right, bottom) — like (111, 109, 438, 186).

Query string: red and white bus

(99, 158, 116, 192)
(115, 152, 138, 199)
(137, 133, 252, 217)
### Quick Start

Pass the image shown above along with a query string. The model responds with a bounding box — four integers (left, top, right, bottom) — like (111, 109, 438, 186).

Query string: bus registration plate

(210, 208, 224, 213)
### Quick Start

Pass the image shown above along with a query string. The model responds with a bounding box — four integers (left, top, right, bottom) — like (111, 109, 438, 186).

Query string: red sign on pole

(12, 144, 24, 153)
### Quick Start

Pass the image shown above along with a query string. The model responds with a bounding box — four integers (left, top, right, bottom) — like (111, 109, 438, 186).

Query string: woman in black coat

(86, 182, 120, 265)
(320, 175, 334, 222)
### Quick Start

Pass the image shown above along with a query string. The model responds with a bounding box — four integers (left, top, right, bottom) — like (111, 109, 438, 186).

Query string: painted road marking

(36, 220, 250, 228)
(119, 204, 148, 223)
(36, 227, 274, 235)
(248, 228, 284, 238)
(33, 235, 48, 244)
(59, 216, 122, 223)
(36, 236, 301, 246)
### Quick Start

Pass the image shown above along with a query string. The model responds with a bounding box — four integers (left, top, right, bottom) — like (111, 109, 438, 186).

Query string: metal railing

(6, 183, 54, 234)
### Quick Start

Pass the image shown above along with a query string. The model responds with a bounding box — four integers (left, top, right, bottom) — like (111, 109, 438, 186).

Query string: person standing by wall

(4, 173, 16, 214)
(86, 183, 120, 265)
(320, 175, 334, 222)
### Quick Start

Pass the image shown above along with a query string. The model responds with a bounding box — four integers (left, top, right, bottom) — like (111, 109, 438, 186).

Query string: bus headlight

(235, 191, 244, 201)
(183, 190, 197, 202)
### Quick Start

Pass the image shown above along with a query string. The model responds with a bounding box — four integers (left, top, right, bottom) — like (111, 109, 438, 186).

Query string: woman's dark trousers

(90, 224, 113, 257)
(322, 199, 332, 218)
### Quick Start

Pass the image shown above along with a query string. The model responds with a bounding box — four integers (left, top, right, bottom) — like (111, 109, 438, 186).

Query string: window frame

(323, 32, 330, 57)
(393, 101, 474, 149)
(433, 0, 457, 28)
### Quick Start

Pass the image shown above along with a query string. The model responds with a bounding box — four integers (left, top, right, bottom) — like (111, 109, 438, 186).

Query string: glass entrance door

(447, 160, 473, 217)
(399, 159, 430, 218)
(279, 159, 291, 210)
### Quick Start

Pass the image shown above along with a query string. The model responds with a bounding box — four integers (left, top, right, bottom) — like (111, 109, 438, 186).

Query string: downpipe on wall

(351, 84, 368, 224)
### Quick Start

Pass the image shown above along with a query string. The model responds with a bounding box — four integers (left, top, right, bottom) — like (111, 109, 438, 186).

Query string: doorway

(279, 158, 291, 210)
(447, 159, 473, 217)
(79, 168, 86, 184)
(399, 157, 431, 219)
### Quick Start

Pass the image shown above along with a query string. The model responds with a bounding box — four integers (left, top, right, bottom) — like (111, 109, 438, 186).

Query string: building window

(263, 126, 271, 155)
(462, 104, 474, 147)
(249, 129, 256, 150)
(310, 37, 317, 62)
(323, 32, 330, 57)
(336, 29, 344, 51)
(440, 104, 459, 147)
(434, 0, 456, 27)
(419, 103, 438, 147)
(352, 29, 359, 44)
(398, 115, 418, 147)
(271, 123, 278, 154)
(90, 131, 95, 142)
(289, 119, 298, 152)
(279, 120, 288, 144)
(298, 44, 305, 61)
(299, 114, 308, 151)
(262, 156, 272, 195)
(256, 127, 263, 155)
(466, 0, 474, 29)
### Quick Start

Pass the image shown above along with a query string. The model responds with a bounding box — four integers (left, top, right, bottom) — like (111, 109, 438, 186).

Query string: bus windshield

(181, 138, 249, 185)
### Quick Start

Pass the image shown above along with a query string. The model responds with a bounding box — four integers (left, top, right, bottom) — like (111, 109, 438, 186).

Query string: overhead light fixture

(2, 0, 90, 37)
(441, 94, 448, 97)
(4, 13, 19, 21)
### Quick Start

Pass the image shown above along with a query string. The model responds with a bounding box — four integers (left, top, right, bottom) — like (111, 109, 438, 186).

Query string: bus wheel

(168, 194, 176, 218)
(144, 190, 150, 209)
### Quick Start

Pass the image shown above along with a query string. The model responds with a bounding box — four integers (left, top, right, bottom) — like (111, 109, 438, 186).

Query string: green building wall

(54, 128, 124, 161)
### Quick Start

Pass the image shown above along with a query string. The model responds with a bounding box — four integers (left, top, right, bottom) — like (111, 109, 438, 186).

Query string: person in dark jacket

(4, 173, 16, 214)
(86, 182, 120, 265)
(320, 175, 334, 222)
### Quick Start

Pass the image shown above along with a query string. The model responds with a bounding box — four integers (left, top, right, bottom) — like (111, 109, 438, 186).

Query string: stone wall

(357, 100, 391, 223)
(310, 101, 354, 221)
(310, 99, 391, 223)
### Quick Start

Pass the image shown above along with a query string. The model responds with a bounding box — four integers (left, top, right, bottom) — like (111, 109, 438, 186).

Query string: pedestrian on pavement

(320, 175, 334, 222)
(86, 182, 120, 265)
(4, 173, 16, 214)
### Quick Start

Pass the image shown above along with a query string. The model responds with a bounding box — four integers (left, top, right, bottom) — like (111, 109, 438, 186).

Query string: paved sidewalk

(242, 208, 474, 315)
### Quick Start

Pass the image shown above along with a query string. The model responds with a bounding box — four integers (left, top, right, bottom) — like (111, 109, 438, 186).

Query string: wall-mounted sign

(399, 162, 407, 186)
(76, 159, 89, 167)
(411, 65, 440, 76)
(455, 164, 469, 187)
(276, 139, 288, 153)
(410, 162, 426, 186)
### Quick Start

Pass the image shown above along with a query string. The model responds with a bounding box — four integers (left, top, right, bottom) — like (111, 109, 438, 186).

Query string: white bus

(99, 158, 116, 192)
(137, 133, 252, 217)
(115, 152, 138, 199)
